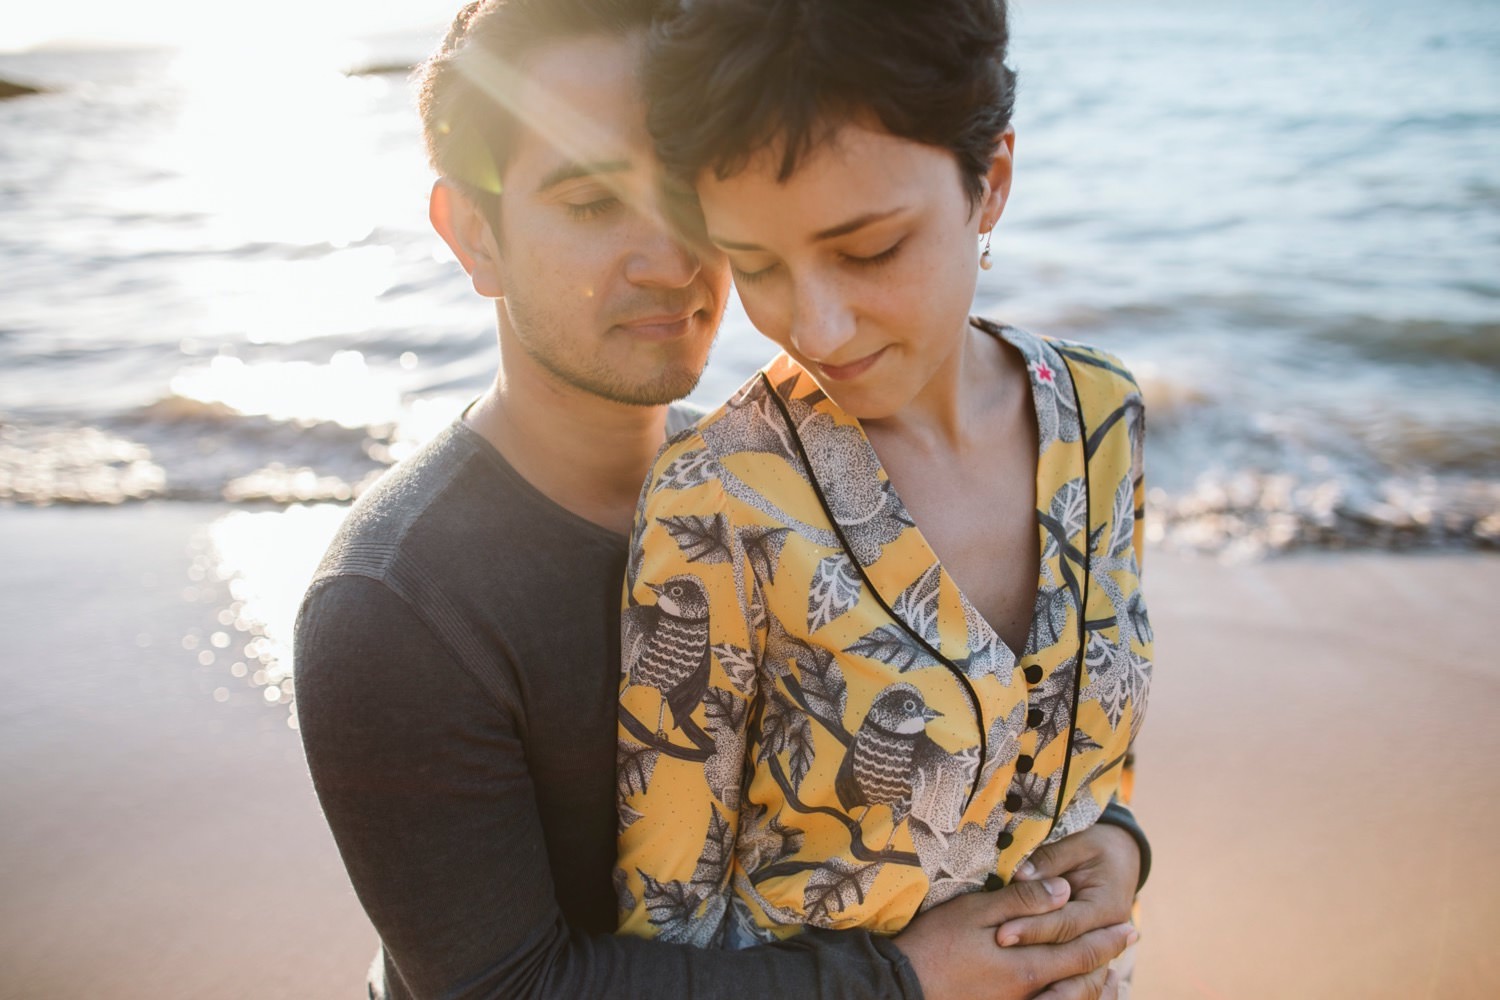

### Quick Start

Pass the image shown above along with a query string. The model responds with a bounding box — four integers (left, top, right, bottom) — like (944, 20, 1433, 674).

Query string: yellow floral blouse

(617, 321, 1151, 947)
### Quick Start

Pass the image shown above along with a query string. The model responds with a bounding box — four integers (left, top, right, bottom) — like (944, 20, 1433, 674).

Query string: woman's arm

(617, 450, 764, 945)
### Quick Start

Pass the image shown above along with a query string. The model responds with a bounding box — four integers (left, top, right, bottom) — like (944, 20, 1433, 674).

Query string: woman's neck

(862, 321, 1019, 454)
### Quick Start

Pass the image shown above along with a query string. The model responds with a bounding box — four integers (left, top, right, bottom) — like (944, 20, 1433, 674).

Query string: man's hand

(892, 876, 1137, 1000)
(998, 823, 1140, 949)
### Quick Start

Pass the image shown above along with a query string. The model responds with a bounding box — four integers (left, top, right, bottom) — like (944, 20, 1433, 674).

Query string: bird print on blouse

(623, 574, 713, 740)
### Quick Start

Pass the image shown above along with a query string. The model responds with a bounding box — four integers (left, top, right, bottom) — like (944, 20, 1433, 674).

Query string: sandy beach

(1, 501, 1496, 999)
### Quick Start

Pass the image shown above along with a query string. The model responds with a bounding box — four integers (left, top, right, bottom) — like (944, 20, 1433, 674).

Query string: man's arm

(295, 575, 922, 1000)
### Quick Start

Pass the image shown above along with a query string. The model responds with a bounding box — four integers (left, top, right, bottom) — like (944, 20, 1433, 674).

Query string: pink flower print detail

(1031, 360, 1056, 385)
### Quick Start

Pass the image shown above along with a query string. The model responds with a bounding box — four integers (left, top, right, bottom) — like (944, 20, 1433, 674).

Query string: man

(295, 1, 1147, 997)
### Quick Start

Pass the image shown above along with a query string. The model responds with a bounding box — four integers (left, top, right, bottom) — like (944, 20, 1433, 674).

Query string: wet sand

(0, 503, 374, 999)
(0, 502, 1496, 998)
(1130, 550, 1500, 999)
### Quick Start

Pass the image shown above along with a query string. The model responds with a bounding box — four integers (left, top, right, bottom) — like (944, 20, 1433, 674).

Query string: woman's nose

(789, 279, 856, 361)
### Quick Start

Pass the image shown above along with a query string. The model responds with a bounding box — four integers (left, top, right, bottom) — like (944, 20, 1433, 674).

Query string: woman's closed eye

(841, 238, 905, 268)
(729, 258, 780, 284)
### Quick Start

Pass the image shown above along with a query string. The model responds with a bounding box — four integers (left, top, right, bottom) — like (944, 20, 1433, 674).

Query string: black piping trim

(1044, 350, 1094, 844)
(759, 373, 988, 805)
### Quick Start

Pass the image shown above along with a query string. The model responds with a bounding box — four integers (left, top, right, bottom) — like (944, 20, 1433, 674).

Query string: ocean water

(2, 0, 1498, 561)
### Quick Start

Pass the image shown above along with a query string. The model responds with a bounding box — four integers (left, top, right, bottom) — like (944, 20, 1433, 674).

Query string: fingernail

(1043, 877, 1068, 897)
(1016, 861, 1038, 879)
(1125, 928, 1140, 947)
(999, 933, 1020, 947)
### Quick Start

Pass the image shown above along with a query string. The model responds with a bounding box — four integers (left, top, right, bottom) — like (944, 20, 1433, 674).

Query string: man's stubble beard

(504, 288, 716, 408)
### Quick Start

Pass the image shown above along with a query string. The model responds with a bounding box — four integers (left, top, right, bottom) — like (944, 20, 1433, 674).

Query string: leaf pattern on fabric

(653, 447, 722, 494)
(979, 701, 1028, 789)
(712, 642, 757, 696)
(1127, 591, 1153, 645)
(1011, 769, 1055, 815)
(795, 410, 912, 565)
(614, 866, 636, 915)
(1107, 474, 1136, 559)
(891, 564, 943, 646)
(1052, 477, 1088, 541)
(691, 807, 736, 895)
(617, 739, 659, 800)
(659, 514, 732, 564)
(1072, 726, 1104, 755)
(640, 870, 726, 946)
(957, 597, 1014, 682)
(844, 624, 941, 673)
(713, 377, 801, 462)
(618, 801, 643, 835)
(807, 553, 861, 632)
(758, 687, 816, 793)
(765, 611, 848, 729)
(703, 687, 748, 810)
(737, 800, 806, 875)
(1027, 584, 1073, 652)
(910, 812, 1006, 909)
(741, 525, 792, 585)
(804, 858, 884, 926)
(1047, 780, 1105, 843)
(1028, 659, 1079, 753)
(1081, 630, 1150, 731)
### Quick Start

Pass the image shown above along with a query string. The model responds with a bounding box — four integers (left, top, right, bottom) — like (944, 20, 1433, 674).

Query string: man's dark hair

(417, 0, 666, 215)
(644, 0, 1018, 208)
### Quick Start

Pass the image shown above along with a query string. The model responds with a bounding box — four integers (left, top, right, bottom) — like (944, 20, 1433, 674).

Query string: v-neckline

(762, 321, 1088, 682)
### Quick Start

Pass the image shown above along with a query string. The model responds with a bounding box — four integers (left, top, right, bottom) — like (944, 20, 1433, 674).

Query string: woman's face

(696, 119, 1011, 420)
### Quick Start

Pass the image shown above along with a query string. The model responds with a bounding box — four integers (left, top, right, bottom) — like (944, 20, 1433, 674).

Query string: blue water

(1, 0, 1497, 555)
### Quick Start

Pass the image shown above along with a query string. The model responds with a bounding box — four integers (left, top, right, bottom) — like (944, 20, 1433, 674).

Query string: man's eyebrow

(535, 160, 632, 194)
(710, 208, 907, 251)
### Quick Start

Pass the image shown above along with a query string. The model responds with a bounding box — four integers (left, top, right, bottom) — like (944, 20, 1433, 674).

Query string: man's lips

(613, 309, 702, 341)
(815, 346, 888, 382)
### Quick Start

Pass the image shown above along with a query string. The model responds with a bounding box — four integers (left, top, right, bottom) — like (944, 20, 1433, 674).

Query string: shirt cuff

(1098, 799, 1152, 892)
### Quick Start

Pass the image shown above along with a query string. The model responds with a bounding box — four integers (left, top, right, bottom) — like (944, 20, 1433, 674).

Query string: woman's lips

(816, 346, 887, 382)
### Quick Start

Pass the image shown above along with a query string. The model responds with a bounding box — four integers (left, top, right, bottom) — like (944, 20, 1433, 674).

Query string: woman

(616, 0, 1151, 957)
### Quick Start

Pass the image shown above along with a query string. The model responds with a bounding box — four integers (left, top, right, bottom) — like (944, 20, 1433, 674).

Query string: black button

(1024, 665, 1043, 684)
(1016, 754, 1034, 773)
(984, 873, 1005, 891)
(1005, 792, 1023, 812)
(1027, 708, 1044, 728)
(996, 831, 1014, 850)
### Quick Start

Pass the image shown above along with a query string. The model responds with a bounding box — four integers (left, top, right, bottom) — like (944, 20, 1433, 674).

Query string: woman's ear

(978, 126, 1016, 234)
(430, 179, 505, 299)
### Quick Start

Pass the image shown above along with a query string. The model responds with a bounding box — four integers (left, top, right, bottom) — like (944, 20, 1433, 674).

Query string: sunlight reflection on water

(198, 503, 350, 726)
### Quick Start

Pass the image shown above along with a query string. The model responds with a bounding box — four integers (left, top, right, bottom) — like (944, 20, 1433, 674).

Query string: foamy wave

(1153, 471, 1500, 561)
(0, 424, 166, 505)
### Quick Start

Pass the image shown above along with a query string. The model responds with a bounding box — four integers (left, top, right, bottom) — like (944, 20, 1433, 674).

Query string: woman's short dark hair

(644, 0, 1018, 208)
(417, 0, 666, 200)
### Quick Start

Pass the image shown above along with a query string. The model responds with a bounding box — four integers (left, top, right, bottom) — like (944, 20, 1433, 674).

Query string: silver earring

(979, 230, 994, 271)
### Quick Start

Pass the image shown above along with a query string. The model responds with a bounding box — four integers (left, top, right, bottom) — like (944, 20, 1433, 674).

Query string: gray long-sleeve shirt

(294, 420, 923, 999)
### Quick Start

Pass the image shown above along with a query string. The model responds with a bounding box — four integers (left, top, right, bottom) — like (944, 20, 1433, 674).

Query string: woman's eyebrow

(813, 207, 904, 241)
(711, 207, 907, 251)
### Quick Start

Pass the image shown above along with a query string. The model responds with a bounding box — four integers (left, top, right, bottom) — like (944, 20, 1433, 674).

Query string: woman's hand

(998, 823, 1141, 949)
(892, 876, 1137, 1000)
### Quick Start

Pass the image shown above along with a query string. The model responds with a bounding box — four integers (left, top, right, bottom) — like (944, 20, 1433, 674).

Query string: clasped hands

(892, 823, 1140, 1000)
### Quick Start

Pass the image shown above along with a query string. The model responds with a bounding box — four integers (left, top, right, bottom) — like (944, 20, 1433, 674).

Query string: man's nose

(623, 203, 701, 289)
(789, 278, 857, 361)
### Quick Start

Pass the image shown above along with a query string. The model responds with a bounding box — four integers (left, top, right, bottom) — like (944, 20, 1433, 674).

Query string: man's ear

(430, 179, 505, 299)
(977, 126, 1016, 234)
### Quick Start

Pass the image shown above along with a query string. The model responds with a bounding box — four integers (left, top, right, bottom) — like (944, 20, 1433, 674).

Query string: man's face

(490, 33, 730, 406)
